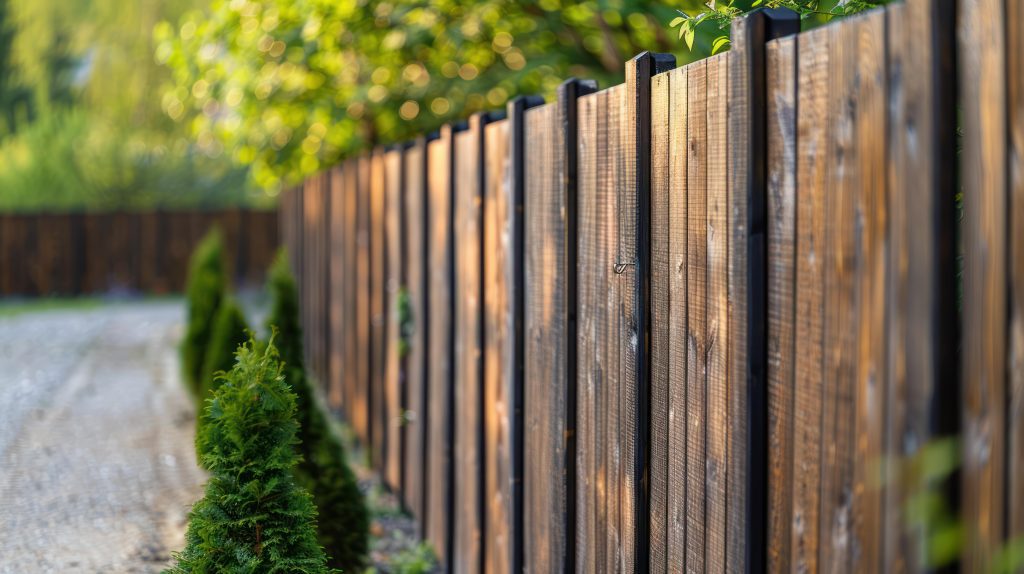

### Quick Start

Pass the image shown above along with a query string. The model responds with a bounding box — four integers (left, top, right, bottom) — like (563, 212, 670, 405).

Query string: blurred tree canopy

(157, 0, 732, 190)
(0, 0, 264, 212)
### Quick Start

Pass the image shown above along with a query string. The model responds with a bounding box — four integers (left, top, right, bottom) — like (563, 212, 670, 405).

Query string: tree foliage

(167, 338, 333, 574)
(182, 229, 227, 398)
(669, 0, 886, 55)
(265, 250, 369, 572)
(155, 0, 723, 189)
(0, 0, 260, 212)
(200, 296, 251, 400)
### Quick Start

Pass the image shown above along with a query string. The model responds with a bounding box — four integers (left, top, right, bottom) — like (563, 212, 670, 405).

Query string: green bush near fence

(181, 229, 226, 398)
(166, 338, 332, 574)
(266, 250, 370, 572)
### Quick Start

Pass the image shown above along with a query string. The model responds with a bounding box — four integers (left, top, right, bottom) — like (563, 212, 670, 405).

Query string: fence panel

(402, 139, 429, 529)
(328, 167, 345, 409)
(959, 0, 1024, 570)
(482, 116, 512, 574)
(577, 82, 636, 573)
(453, 119, 486, 574)
(0, 209, 276, 297)
(426, 128, 455, 567)
(384, 146, 406, 493)
(370, 151, 388, 469)
(523, 100, 568, 574)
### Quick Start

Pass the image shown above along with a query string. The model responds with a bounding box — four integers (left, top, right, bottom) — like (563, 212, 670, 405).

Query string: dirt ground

(0, 301, 205, 573)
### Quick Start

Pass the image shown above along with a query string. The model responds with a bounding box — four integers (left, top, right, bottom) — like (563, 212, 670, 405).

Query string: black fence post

(730, 8, 799, 574)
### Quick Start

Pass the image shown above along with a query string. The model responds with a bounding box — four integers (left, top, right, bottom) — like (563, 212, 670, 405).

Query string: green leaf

(711, 36, 731, 54)
(670, 16, 685, 27)
(683, 26, 695, 50)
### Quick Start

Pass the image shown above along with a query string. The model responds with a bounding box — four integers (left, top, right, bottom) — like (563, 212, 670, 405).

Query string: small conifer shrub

(166, 338, 332, 574)
(181, 229, 226, 398)
(200, 296, 250, 400)
(266, 250, 369, 572)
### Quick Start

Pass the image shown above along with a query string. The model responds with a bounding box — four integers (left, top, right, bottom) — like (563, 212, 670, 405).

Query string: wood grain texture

(523, 102, 569, 574)
(725, 21, 750, 573)
(401, 142, 429, 530)
(384, 147, 405, 493)
(704, 53, 729, 574)
(606, 84, 627, 574)
(959, 0, 1008, 570)
(576, 86, 624, 574)
(426, 133, 455, 568)
(685, 58, 709, 574)
(575, 89, 602, 574)
(791, 24, 829, 574)
(453, 124, 485, 574)
(819, 19, 859, 574)
(765, 36, 796, 574)
(1007, 0, 1024, 553)
(884, 2, 943, 569)
(482, 118, 512, 574)
(648, 68, 671, 574)
(851, 12, 887, 574)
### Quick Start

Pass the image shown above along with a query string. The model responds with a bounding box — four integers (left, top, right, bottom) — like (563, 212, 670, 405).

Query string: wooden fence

(281, 1, 1024, 572)
(0, 209, 278, 296)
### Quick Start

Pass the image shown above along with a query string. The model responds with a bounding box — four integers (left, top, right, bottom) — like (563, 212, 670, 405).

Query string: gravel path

(0, 301, 205, 573)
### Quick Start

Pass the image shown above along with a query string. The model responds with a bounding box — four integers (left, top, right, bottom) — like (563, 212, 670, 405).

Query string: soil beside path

(0, 301, 205, 573)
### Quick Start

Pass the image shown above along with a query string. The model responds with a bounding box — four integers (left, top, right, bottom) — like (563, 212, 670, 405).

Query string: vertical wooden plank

(371, 150, 388, 472)
(1009, 0, 1024, 551)
(851, 11, 887, 574)
(648, 67, 672, 574)
(685, 58, 709, 573)
(356, 155, 372, 444)
(426, 129, 455, 569)
(483, 117, 511, 574)
(344, 159, 362, 434)
(384, 146, 405, 493)
(524, 101, 566, 574)
(607, 85, 624, 574)
(704, 52, 730, 574)
(790, 25, 829, 574)
(819, 18, 856, 574)
(726, 18, 752, 572)
(666, 66, 690, 572)
(959, 0, 1008, 570)
(765, 35, 797, 574)
(402, 139, 429, 531)
(453, 118, 486, 574)
(329, 167, 346, 411)
(576, 88, 603, 574)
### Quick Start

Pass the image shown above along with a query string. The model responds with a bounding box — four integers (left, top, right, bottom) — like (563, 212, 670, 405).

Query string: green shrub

(180, 229, 226, 397)
(200, 296, 250, 400)
(166, 338, 332, 574)
(266, 249, 369, 572)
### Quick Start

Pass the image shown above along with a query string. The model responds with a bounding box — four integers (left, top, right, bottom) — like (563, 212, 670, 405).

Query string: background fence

(281, 0, 1023, 572)
(0, 209, 278, 296)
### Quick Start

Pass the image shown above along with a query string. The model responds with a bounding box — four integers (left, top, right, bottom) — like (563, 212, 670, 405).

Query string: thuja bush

(181, 229, 226, 398)
(200, 296, 250, 400)
(266, 250, 369, 572)
(166, 339, 332, 574)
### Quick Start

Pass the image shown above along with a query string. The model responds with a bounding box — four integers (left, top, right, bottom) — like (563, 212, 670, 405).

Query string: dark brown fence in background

(0, 209, 278, 297)
(282, 1, 1024, 572)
